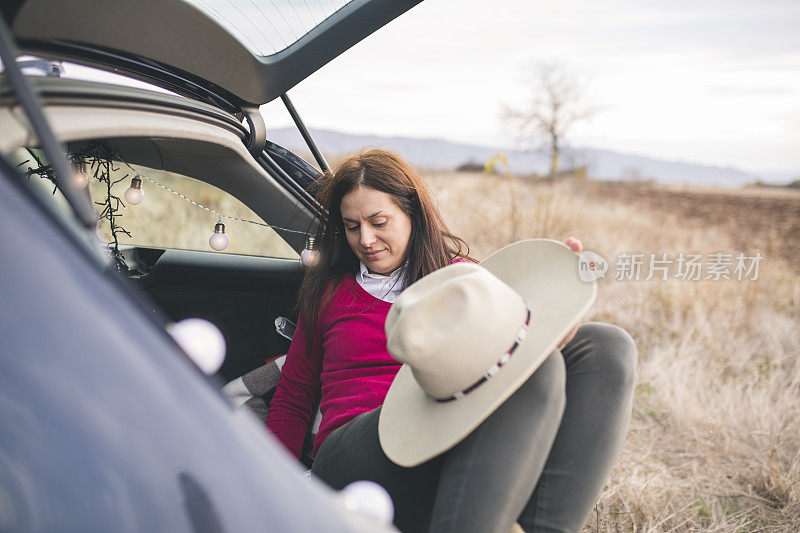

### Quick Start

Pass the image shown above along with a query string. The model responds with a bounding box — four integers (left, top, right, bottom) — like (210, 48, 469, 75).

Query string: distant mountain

(267, 127, 770, 187)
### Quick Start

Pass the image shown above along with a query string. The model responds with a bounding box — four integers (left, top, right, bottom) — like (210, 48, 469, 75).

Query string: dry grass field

(426, 171, 800, 532)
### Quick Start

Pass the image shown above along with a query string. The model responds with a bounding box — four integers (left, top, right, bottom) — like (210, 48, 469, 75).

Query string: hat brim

(378, 239, 596, 467)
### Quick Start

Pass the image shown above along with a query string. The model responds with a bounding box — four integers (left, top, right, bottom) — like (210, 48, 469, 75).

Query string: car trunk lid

(3, 0, 423, 108)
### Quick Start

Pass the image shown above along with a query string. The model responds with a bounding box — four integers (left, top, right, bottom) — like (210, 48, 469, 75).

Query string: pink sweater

(265, 276, 399, 458)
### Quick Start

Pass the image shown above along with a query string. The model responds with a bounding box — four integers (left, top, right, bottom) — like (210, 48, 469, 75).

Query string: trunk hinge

(243, 107, 267, 157)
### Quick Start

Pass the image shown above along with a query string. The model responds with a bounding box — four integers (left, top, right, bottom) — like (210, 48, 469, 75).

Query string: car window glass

(93, 161, 299, 258)
(9, 147, 75, 220)
(186, 0, 354, 57)
(6, 147, 112, 267)
(11, 148, 299, 259)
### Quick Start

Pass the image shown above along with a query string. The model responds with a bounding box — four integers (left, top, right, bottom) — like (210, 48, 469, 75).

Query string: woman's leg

(311, 350, 568, 533)
(427, 349, 568, 533)
(517, 322, 638, 532)
(313, 322, 636, 533)
(311, 407, 445, 532)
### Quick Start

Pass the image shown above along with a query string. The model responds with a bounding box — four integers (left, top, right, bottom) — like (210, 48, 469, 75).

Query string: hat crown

(385, 263, 527, 399)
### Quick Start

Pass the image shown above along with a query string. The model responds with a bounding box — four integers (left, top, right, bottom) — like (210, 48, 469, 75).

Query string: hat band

(435, 307, 532, 403)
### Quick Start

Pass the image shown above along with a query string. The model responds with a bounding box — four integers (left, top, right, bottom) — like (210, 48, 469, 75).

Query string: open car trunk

(1, 78, 319, 383)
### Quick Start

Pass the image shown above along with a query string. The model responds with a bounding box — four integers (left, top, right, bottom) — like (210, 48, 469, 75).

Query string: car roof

(3, 0, 424, 108)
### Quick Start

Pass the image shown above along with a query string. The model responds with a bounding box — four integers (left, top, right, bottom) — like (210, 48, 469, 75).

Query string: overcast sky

(262, 0, 800, 179)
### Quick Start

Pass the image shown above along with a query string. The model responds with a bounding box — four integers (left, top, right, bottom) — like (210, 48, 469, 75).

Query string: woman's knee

(519, 350, 567, 415)
(573, 322, 638, 390)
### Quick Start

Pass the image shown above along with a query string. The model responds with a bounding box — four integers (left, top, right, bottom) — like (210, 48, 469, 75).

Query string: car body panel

(0, 77, 248, 137)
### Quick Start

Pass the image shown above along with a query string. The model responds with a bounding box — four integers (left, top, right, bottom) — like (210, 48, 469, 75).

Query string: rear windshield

(186, 0, 354, 57)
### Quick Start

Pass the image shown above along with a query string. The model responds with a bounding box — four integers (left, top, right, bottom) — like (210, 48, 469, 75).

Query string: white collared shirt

(356, 261, 407, 303)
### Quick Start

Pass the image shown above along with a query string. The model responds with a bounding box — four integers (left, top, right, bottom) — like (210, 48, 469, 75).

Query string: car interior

(1, 76, 320, 384)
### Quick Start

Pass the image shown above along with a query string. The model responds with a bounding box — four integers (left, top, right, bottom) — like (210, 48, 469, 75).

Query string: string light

(27, 144, 320, 264)
(124, 175, 144, 205)
(121, 167, 314, 252)
(301, 235, 319, 267)
(61, 146, 315, 254)
(130, 171, 309, 236)
(167, 318, 226, 375)
(73, 159, 88, 189)
(208, 221, 229, 251)
(341, 480, 394, 525)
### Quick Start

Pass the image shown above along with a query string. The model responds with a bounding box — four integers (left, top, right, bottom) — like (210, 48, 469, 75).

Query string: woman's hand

(558, 236, 583, 349)
(565, 236, 583, 253)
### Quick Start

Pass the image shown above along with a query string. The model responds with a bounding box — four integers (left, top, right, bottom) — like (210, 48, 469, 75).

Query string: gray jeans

(311, 322, 637, 533)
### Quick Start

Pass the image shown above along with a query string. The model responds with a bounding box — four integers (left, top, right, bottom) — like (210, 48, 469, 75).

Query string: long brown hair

(296, 149, 471, 350)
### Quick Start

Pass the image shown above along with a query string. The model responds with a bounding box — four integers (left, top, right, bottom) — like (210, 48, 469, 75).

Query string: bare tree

(503, 63, 596, 177)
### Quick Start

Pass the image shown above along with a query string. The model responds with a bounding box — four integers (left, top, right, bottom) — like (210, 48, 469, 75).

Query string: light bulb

(209, 221, 229, 251)
(341, 480, 394, 525)
(73, 161, 88, 189)
(167, 318, 226, 375)
(301, 235, 319, 267)
(300, 248, 319, 267)
(124, 176, 144, 205)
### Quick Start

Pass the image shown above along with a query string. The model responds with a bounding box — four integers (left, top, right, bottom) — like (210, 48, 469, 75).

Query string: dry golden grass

(426, 171, 800, 532)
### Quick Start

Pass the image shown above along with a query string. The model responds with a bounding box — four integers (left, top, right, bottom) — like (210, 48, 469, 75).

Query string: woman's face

(340, 186, 413, 275)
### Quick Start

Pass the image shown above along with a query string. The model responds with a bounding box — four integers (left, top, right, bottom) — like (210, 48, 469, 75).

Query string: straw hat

(378, 239, 596, 467)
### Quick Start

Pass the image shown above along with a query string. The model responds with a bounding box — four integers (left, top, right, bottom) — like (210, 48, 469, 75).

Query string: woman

(266, 149, 637, 533)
